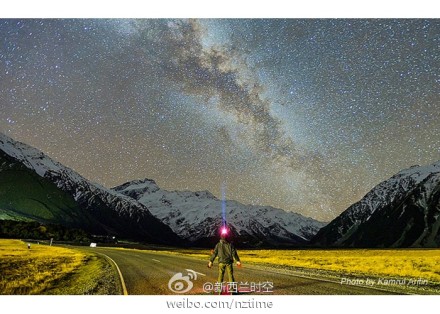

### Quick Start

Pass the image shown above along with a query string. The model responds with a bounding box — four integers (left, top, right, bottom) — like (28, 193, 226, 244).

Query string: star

(0, 19, 439, 221)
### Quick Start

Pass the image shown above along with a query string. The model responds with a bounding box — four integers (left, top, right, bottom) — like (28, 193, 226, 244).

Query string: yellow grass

(0, 239, 89, 294)
(241, 249, 440, 282)
(144, 248, 440, 283)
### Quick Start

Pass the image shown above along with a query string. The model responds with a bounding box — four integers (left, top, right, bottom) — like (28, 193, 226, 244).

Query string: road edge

(98, 252, 129, 295)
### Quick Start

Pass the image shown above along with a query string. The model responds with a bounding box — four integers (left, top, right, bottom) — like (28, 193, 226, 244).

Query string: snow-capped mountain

(0, 132, 180, 244)
(312, 161, 440, 247)
(113, 179, 326, 247)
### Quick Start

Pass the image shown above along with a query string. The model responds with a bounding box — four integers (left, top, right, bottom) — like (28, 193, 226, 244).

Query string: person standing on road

(208, 229, 241, 286)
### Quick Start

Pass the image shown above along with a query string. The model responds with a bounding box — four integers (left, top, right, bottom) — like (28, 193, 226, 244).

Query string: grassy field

(0, 239, 120, 295)
(243, 249, 440, 282)
(142, 247, 440, 285)
(3, 238, 440, 294)
(0, 164, 82, 223)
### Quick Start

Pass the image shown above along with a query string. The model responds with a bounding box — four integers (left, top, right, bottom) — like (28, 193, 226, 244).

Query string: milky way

(0, 19, 439, 221)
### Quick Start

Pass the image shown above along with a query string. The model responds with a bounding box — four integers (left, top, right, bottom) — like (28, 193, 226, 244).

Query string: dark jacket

(210, 239, 240, 264)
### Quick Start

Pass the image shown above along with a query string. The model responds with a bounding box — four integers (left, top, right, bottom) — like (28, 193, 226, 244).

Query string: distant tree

(0, 220, 91, 242)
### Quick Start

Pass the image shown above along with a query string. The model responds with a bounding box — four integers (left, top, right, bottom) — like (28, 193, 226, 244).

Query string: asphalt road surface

(81, 247, 393, 295)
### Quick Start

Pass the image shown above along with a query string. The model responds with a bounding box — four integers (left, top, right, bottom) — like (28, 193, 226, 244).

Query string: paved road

(81, 247, 393, 295)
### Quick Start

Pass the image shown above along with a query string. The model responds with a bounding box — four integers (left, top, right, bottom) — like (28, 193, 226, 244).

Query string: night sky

(0, 19, 439, 221)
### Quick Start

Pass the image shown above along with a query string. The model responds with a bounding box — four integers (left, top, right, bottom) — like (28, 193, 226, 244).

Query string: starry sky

(0, 19, 439, 221)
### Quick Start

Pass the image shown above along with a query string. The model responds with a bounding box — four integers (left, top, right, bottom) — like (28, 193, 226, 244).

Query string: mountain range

(0, 132, 180, 244)
(113, 179, 325, 247)
(0, 132, 324, 247)
(312, 162, 440, 247)
(2, 132, 440, 248)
